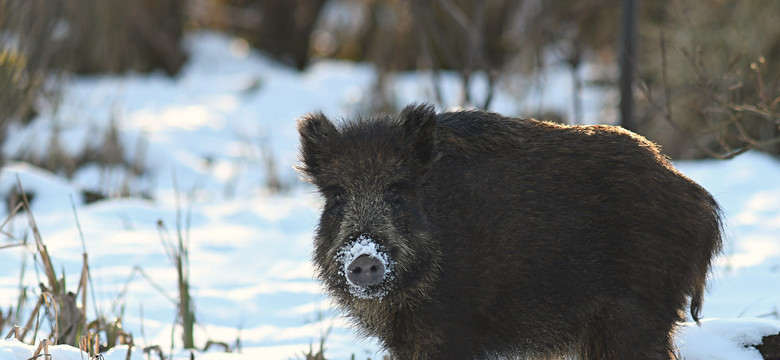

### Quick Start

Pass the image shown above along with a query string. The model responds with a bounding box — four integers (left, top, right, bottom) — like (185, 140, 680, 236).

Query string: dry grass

(156, 213, 196, 350)
(0, 174, 253, 359)
(0, 178, 134, 358)
(0, 179, 154, 359)
(7, 115, 153, 203)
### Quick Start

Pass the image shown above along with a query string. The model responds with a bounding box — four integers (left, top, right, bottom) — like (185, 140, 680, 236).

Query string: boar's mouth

(337, 233, 396, 300)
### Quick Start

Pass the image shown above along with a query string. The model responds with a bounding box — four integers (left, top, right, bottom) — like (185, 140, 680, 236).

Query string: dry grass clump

(7, 118, 152, 203)
(2, 0, 186, 76)
(1, 0, 178, 198)
(0, 180, 248, 359)
(0, 179, 134, 359)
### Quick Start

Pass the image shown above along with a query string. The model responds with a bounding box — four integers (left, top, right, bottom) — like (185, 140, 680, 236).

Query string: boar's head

(297, 104, 442, 303)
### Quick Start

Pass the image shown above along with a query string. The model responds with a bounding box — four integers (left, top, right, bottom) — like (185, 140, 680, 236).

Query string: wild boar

(297, 104, 722, 359)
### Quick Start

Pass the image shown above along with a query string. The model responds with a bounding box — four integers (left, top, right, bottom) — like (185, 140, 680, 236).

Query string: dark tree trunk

(255, 0, 327, 70)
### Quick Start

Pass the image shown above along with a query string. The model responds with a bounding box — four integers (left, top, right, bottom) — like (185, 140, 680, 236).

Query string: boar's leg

(581, 300, 678, 360)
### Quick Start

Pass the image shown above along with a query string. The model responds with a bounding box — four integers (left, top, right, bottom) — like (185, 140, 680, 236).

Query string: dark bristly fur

(297, 104, 723, 360)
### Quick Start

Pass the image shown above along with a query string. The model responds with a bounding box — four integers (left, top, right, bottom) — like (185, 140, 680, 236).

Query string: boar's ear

(398, 103, 436, 165)
(297, 112, 339, 178)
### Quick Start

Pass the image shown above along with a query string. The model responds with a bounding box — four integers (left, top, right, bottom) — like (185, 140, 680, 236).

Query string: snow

(677, 318, 780, 360)
(0, 30, 778, 359)
(0, 339, 87, 360)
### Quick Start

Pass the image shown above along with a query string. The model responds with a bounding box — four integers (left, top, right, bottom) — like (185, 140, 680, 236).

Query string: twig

(0, 242, 25, 250)
(0, 202, 24, 231)
(15, 176, 59, 294)
(29, 338, 51, 360)
(40, 292, 58, 344)
(70, 195, 98, 332)
(712, 95, 780, 124)
(19, 295, 44, 341)
(5, 325, 22, 340)
(115, 266, 177, 308)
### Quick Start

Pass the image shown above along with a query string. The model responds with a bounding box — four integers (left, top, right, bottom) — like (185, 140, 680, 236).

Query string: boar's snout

(338, 234, 396, 299)
(347, 254, 386, 287)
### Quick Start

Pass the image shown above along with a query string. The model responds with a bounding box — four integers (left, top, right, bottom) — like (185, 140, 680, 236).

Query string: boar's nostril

(346, 254, 386, 287)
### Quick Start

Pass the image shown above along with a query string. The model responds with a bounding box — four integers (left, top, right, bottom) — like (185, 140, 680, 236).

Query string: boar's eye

(323, 185, 346, 208)
(385, 183, 407, 206)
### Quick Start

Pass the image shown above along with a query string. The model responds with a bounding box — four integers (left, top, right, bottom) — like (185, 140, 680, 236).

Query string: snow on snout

(337, 234, 395, 299)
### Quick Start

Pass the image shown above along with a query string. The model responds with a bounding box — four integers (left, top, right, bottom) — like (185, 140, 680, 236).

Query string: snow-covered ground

(0, 31, 779, 359)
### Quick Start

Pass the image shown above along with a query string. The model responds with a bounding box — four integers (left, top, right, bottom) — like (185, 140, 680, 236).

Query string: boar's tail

(689, 198, 724, 325)
(689, 280, 706, 325)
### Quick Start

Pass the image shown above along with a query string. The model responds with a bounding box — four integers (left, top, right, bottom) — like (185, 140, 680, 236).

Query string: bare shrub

(0, 0, 64, 167)
(634, 0, 780, 159)
(312, 0, 522, 110)
(0, 50, 45, 165)
(1, 0, 185, 178)
(56, 0, 187, 75)
(2, 0, 186, 76)
(310, 0, 779, 159)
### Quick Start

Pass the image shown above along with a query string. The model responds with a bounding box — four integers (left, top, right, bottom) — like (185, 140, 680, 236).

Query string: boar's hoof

(347, 254, 386, 287)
